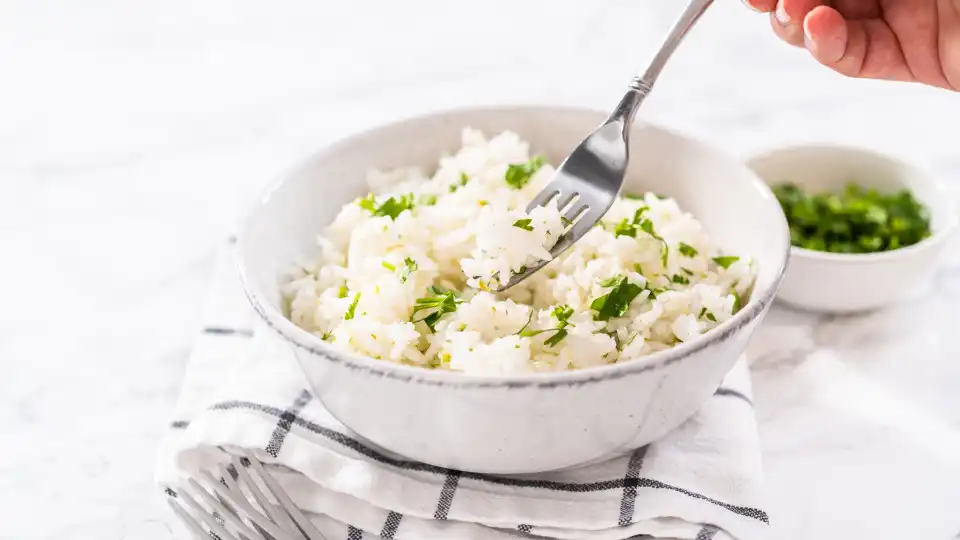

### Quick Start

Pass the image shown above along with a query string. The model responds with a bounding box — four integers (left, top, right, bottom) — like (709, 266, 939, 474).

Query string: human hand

(743, 0, 960, 91)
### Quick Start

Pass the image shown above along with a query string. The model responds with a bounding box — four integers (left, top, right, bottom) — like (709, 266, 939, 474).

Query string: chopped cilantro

(411, 287, 462, 332)
(590, 275, 644, 321)
(732, 290, 742, 312)
(614, 219, 638, 238)
(681, 267, 694, 276)
(513, 218, 534, 231)
(449, 173, 470, 193)
(357, 193, 415, 220)
(713, 256, 740, 269)
(344, 293, 361, 320)
(698, 307, 717, 322)
(505, 156, 545, 189)
(398, 257, 418, 283)
(678, 242, 698, 257)
(381, 261, 396, 271)
(419, 194, 438, 206)
(519, 304, 574, 347)
(706, 312, 717, 322)
(337, 284, 348, 298)
(624, 193, 645, 200)
(671, 274, 689, 285)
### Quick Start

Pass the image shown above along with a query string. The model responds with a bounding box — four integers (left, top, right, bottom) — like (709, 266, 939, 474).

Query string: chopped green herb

(357, 193, 377, 212)
(713, 256, 740, 269)
(357, 193, 415, 220)
(411, 288, 462, 332)
(419, 194, 438, 206)
(505, 156, 545, 189)
(697, 307, 717, 322)
(671, 274, 690, 285)
(590, 275, 644, 321)
(344, 293, 361, 320)
(678, 242, 698, 257)
(513, 218, 534, 231)
(732, 290, 742, 312)
(381, 261, 396, 271)
(320, 331, 332, 341)
(478, 199, 489, 206)
(398, 257, 418, 283)
(519, 304, 574, 347)
(624, 193, 645, 200)
(337, 284, 348, 298)
(633, 206, 649, 221)
(774, 182, 931, 254)
(449, 173, 470, 193)
(633, 263, 643, 275)
(681, 267, 694, 276)
(544, 329, 569, 347)
(614, 219, 638, 238)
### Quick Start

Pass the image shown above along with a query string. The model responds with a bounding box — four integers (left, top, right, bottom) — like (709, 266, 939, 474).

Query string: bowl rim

(237, 104, 791, 389)
(746, 143, 958, 264)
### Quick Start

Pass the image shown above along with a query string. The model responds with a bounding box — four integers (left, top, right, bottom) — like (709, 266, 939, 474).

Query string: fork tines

(165, 449, 327, 540)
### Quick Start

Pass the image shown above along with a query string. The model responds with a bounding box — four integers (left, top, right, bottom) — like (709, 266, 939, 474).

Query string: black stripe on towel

(346, 525, 363, 540)
(696, 524, 720, 540)
(714, 387, 753, 406)
(380, 511, 403, 539)
(265, 390, 312, 458)
(208, 398, 770, 524)
(617, 446, 648, 526)
(433, 470, 461, 520)
(202, 326, 254, 337)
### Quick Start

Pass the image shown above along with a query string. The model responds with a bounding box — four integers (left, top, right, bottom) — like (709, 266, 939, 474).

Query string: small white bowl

(747, 145, 957, 314)
(238, 106, 790, 474)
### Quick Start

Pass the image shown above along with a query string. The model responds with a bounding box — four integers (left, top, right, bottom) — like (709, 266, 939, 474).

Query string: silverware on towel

(495, 0, 714, 292)
(166, 449, 327, 540)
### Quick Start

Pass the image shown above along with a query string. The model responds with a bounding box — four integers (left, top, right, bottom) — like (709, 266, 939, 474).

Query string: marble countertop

(2, 1, 959, 538)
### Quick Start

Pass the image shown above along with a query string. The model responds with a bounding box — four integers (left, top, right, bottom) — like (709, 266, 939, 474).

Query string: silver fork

(166, 448, 327, 540)
(495, 0, 714, 292)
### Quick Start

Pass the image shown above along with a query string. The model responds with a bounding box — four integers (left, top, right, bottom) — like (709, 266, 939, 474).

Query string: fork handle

(610, 0, 714, 127)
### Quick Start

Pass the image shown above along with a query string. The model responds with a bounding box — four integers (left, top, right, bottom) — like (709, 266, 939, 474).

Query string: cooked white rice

(282, 128, 755, 376)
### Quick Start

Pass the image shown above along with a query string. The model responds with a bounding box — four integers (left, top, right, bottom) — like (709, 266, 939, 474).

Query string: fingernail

(775, 4, 791, 24)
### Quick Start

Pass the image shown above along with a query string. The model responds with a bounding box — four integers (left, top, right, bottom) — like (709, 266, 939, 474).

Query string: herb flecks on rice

(282, 128, 756, 375)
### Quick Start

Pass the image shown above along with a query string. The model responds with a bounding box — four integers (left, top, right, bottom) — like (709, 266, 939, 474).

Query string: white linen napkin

(155, 245, 769, 540)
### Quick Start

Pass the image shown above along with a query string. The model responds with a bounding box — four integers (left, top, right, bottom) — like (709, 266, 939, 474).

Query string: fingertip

(803, 6, 847, 64)
(770, 11, 806, 47)
(743, 0, 777, 13)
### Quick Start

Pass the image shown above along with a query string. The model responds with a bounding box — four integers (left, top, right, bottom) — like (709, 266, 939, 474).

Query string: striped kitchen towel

(155, 246, 768, 540)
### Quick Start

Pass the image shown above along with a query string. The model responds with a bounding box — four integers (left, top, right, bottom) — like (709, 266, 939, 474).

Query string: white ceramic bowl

(238, 106, 789, 474)
(747, 145, 957, 314)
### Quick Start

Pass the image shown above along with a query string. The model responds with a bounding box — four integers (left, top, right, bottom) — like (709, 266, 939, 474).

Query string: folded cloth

(155, 245, 769, 540)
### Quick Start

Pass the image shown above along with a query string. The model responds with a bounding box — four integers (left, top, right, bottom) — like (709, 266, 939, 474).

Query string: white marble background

(2, 1, 959, 539)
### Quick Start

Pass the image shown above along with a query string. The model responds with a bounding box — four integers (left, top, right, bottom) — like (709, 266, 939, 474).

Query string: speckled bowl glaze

(238, 106, 790, 474)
